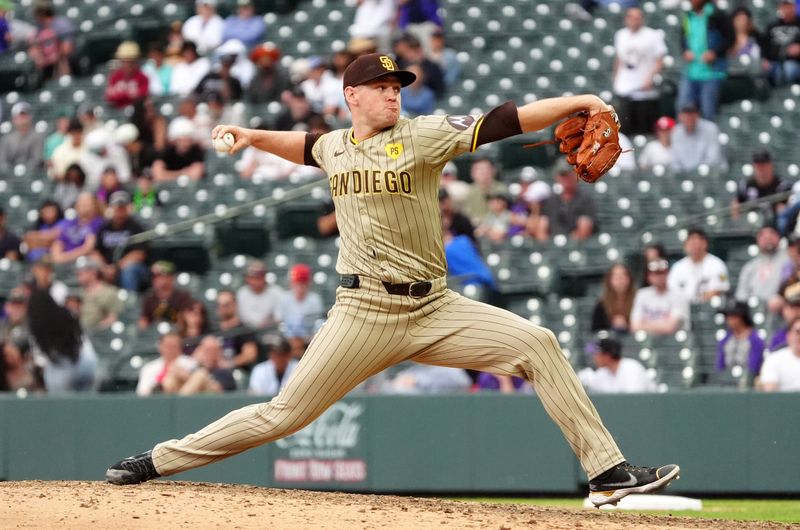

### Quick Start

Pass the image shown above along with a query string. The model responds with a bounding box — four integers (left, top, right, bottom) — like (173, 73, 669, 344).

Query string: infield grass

(456, 498, 800, 523)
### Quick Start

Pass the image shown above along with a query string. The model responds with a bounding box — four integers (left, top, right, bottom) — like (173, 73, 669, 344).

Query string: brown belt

(339, 274, 433, 297)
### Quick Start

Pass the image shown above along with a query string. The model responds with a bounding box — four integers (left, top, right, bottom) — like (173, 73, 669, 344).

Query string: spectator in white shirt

(668, 228, 730, 303)
(300, 56, 345, 119)
(182, 0, 225, 56)
(669, 103, 726, 173)
(236, 260, 284, 329)
(638, 116, 675, 170)
(631, 258, 690, 335)
(249, 338, 299, 396)
(169, 41, 212, 96)
(136, 332, 197, 396)
(277, 263, 324, 358)
(349, 0, 396, 53)
(578, 337, 657, 393)
(613, 7, 668, 136)
(759, 317, 800, 392)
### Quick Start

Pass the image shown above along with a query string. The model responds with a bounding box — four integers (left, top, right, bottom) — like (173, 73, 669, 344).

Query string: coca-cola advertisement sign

(273, 401, 368, 484)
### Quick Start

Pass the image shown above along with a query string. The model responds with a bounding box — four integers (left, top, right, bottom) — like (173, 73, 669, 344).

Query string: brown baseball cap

(342, 53, 416, 89)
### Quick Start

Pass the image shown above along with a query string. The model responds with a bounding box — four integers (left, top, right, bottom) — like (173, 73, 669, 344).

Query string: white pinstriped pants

(152, 277, 625, 479)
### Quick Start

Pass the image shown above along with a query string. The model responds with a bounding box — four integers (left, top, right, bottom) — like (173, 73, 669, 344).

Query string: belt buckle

(408, 281, 432, 297)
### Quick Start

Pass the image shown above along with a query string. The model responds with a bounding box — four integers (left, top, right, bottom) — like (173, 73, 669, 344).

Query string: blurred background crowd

(1, 0, 800, 397)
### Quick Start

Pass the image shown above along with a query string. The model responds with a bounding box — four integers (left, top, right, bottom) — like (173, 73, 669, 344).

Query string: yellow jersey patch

(385, 143, 403, 160)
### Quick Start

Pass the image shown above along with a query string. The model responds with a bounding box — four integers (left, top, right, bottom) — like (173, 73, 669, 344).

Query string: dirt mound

(0, 481, 789, 530)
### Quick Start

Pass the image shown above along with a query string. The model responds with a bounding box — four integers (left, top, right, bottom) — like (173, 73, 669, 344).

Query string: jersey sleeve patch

(445, 115, 476, 131)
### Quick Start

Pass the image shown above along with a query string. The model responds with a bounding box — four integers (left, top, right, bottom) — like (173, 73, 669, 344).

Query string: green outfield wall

(1, 392, 798, 494)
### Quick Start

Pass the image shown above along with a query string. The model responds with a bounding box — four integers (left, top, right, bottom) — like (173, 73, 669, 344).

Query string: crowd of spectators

(3, 0, 800, 396)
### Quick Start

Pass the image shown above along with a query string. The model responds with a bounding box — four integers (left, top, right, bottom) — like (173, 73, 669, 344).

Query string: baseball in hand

(213, 132, 236, 154)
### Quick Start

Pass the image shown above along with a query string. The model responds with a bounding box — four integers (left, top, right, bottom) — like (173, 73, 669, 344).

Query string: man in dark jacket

(761, 0, 800, 86)
(676, 0, 734, 120)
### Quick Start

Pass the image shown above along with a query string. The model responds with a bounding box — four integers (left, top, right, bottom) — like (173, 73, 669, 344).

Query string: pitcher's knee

(252, 398, 320, 441)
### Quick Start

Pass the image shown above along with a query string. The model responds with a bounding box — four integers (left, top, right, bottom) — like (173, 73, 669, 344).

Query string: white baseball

(213, 132, 236, 154)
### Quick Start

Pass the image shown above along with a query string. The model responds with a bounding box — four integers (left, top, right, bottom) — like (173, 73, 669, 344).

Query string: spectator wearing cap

(429, 29, 459, 88)
(214, 290, 260, 369)
(105, 41, 149, 109)
(182, 0, 224, 56)
(49, 117, 85, 180)
(348, 0, 395, 53)
(236, 260, 284, 329)
(716, 300, 764, 377)
(612, 7, 668, 136)
(222, 0, 265, 49)
(169, 41, 212, 96)
(0, 207, 21, 260)
(247, 44, 291, 104)
(735, 225, 789, 303)
(0, 102, 44, 175)
(668, 228, 730, 303)
(75, 258, 122, 331)
(91, 191, 149, 292)
(768, 282, 800, 351)
(195, 41, 245, 103)
(138, 261, 195, 329)
(300, 55, 344, 119)
(397, 0, 444, 56)
(249, 337, 298, 396)
(44, 108, 72, 162)
(81, 128, 133, 190)
(0, 287, 29, 346)
(638, 116, 675, 170)
(439, 161, 470, 210)
(217, 38, 255, 89)
(578, 337, 656, 393)
(152, 117, 206, 182)
(277, 264, 323, 358)
(28, 3, 75, 80)
(275, 86, 324, 132)
(400, 63, 436, 117)
(669, 103, 725, 172)
(475, 192, 512, 243)
(131, 170, 160, 212)
(534, 161, 598, 242)
(675, 0, 733, 120)
(762, 0, 800, 86)
(509, 166, 551, 238)
(461, 158, 508, 227)
(394, 34, 445, 98)
(759, 316, 800, 392)
(50, 192, 104, 266)
(631, 258, 690, 335)
(29, 254, 69, 306)
(731, 150, 792, 220)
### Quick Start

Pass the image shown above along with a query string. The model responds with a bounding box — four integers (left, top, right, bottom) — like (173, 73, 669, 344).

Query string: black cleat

(588, 462, 680, 507)
(105, 450, 161, 485)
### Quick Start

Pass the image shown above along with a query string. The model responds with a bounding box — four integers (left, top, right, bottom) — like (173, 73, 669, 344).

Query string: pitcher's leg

(410, 292, 624, 478)
(152, 302, 406, 477)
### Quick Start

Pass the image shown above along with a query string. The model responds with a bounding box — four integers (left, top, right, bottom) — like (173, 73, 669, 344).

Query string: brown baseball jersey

(150, 112, 625, 481)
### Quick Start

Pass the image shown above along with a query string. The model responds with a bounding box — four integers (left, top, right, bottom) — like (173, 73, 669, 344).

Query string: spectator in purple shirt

(397, 0, 443, 54)
(769, 282, 800, 351)
(50, 192, 103, 264)
(475, 372, 527, 393)
(716, 300, 764, 375)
